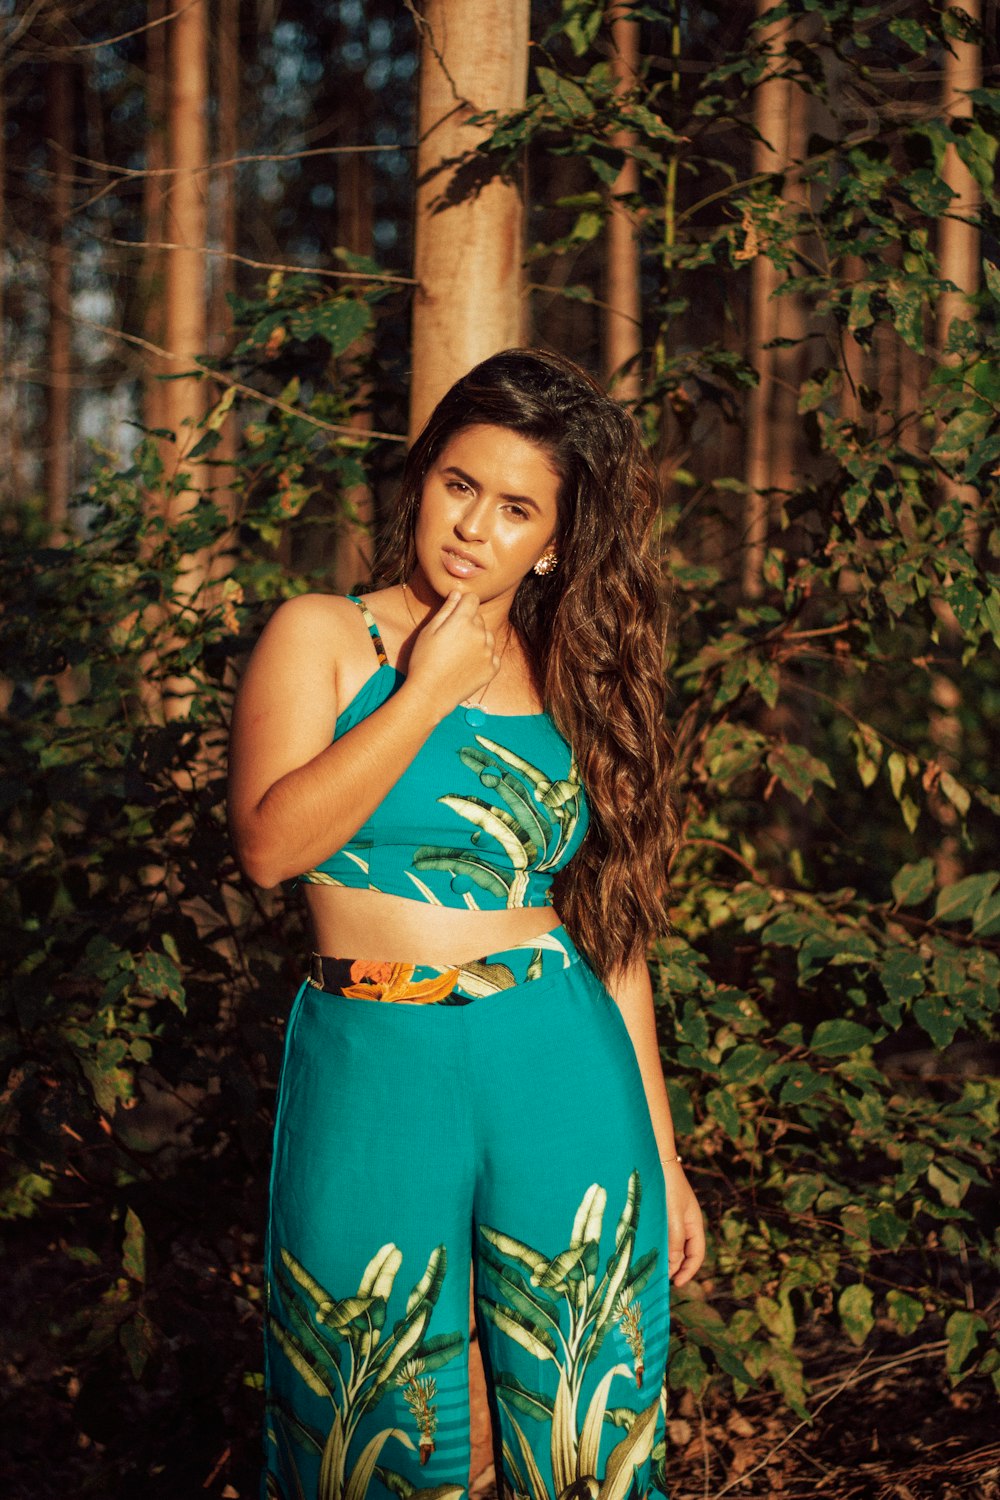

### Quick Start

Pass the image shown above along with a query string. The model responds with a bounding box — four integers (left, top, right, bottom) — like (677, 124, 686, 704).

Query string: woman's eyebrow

(443, 464, 541, 512)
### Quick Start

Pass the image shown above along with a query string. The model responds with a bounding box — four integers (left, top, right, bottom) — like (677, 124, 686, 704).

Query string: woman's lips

(441, 547, 484, 579)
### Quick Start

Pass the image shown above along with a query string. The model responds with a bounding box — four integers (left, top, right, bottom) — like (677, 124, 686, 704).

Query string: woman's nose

(454, 495, 492, 541)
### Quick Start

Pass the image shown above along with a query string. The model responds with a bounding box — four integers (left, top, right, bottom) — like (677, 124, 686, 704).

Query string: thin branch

(72, 313, 408, 445)
(49, 0, 200, 54)
(100, 236, 417, 287)
(682, 837, 767, 882)
(713, 1353, 875, 1498)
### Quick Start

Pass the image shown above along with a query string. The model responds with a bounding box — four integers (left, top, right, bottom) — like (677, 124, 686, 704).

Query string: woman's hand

(663, 1161, 705, 1287)
(405, 590, 501, 713)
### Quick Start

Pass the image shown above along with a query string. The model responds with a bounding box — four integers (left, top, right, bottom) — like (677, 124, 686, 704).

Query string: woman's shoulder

(251, 591, 380, 675)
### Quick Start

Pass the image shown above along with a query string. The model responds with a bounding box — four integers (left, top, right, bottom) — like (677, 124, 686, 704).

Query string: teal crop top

(298, 597, 590, 908)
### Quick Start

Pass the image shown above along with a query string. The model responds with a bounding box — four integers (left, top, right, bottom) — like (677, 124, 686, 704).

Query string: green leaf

(928, 1161, 968, 1208)
(945, 1310, 987, 1384)
(973, 889, 1000, 936)
(122, 1208, 146, 1284)
(891, 858, 935, 907)
(889, 17, 928, 53)
(934, 872, 999, 924)
(886, 1290, 924, 1336)
(535, 65, 591, 120)
(287, 297, 372, 356)
(838, 1284, 874, 1346)
(914, 997, 962, 1049)
(755, 1293, 795, 1346)
(720, 1043, 772, 1084)
(765, 744, 835, 804)
(869, 1207, 908, 1249)
(135, 949, 186, 1011)
(119, 1308, 156, 1380)
(705, 1087, 741, 1141)
(810, 1020, 874, 1057)
(879, 948, 926, 1005)
(850, 723, 883, 788)
(944, 577, 981, 632)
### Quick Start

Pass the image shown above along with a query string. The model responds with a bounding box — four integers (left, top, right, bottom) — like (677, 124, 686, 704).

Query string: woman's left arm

(608, 959, 706, 1288)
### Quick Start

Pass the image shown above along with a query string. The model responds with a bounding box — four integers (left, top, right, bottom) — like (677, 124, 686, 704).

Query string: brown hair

(376, 348, 679, 982)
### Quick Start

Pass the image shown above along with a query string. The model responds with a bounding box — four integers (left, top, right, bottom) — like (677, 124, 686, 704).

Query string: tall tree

(143, 0, 168, 439)
(936, 0, 981, 545)
(209, 0, 240, 507)
(409, 0, 529, 438)
(603, 2, 641, 400)
(742, 6, 809, 596)
(162, 0, 209, 514)
(45, 19, 73, 533)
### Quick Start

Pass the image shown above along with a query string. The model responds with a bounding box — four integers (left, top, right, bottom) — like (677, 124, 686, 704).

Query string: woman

(228, 348, 705, 1500)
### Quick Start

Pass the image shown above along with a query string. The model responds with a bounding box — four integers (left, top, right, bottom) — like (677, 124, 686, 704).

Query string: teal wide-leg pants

(262, 928, 670, 1500)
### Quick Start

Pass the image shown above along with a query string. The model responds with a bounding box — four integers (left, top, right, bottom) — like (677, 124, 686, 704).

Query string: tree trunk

(45, 42, 73, 534)
(603, 3, 641, 401)
(409, 0, 529, 439)
(936, 0, 981, 550)
(209, 0, 240, 510)
(143, 0, 169, 438)
(0, 46, 8, 510)
(163, 0, 209, 514)
(743, 8, 809, 596)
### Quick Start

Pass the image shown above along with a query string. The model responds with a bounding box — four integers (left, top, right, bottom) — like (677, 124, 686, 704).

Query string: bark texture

(603, 4, 641, 400)
(143, 0, 169, 438)
(409, 0, 529, 439)
(935, 0, 981, 545)
(163, 0, 209, 512)
(743, 9, 809, 596)
(45, 41, 73, 532)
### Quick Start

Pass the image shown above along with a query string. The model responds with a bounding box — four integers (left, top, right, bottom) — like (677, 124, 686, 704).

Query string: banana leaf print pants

(263, 924, 671, 1500)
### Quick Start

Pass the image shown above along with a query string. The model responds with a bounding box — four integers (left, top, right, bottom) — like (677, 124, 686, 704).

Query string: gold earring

(533, 550, 558, 576)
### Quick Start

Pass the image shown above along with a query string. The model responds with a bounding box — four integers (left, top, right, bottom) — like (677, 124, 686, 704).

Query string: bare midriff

(303, 885, 562, 964)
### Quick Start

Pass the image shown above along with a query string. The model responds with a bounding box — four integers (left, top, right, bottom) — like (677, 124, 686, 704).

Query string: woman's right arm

(227, 591, 496, 887)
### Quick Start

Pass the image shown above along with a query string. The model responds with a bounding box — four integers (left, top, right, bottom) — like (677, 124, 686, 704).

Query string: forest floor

(2, 1224, 996, 1500)
(466, 1323, 999, 1500)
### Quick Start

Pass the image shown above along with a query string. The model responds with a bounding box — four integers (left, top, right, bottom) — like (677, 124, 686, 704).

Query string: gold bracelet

(661, 1154, 683, 1165)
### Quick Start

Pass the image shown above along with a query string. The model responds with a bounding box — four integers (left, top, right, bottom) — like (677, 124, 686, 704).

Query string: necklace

(401, 579, 513, 725)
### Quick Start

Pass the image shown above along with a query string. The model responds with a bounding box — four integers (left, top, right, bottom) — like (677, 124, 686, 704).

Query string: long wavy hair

(376, 347, 680, 982)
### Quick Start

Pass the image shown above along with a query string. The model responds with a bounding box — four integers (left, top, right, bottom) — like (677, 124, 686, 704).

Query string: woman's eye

(506, 504, 529, 520)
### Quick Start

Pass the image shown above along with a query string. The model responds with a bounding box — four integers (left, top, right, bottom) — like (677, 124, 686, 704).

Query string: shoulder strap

(346, 595, 389, 668)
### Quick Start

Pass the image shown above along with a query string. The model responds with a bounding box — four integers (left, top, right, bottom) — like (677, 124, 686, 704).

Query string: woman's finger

(428, 589, 465, 630)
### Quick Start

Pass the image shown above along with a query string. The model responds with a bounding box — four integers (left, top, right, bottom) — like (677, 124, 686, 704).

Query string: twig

(713, 1352, 874, 1498)
(69, 313, 408, 445)
(98, 236, 416, 287)
(808, 1340, 947, 1393)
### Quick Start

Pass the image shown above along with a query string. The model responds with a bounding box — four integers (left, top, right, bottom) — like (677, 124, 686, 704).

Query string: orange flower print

(341, 963, 461, 1004)
(349, 959, 396, 987)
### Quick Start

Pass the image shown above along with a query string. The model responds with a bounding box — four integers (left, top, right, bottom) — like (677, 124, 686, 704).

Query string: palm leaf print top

(299, 597, 590, 909)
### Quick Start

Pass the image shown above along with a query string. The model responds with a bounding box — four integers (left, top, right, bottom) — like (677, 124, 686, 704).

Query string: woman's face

(412, 424, 561, 608)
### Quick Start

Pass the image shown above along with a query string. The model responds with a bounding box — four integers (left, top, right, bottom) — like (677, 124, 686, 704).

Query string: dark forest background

(1, 2, 998, 1496)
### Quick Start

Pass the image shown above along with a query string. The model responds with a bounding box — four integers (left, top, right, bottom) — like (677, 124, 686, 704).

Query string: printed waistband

(308, 924, 579, 1005)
